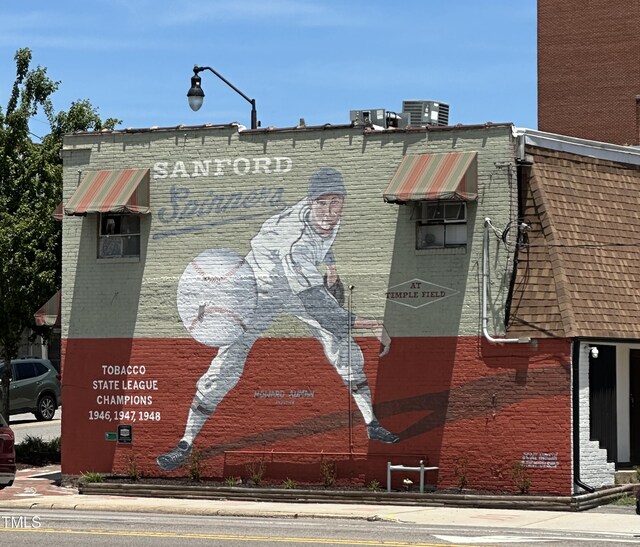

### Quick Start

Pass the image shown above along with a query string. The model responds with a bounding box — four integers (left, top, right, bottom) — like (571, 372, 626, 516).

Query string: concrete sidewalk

(1, 465, 639, 537)
(1, 492, 640, 537)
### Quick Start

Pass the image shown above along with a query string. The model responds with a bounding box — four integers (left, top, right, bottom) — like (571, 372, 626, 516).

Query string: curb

(0, 496, 388, 521)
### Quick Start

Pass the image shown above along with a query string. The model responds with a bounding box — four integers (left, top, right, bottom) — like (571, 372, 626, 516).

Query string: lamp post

(187, 65, 259, 129)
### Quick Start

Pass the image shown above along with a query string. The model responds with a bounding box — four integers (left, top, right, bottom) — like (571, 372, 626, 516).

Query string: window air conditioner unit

(99, 236, 123, 258)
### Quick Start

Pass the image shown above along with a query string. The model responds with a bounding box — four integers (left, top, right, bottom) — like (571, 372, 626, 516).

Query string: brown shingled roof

(508, 146, 640, 339)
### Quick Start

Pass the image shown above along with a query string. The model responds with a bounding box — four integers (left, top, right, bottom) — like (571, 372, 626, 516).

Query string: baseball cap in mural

(307, 167, 347, 200)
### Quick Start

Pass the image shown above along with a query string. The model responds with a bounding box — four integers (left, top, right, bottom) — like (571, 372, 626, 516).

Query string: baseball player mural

(158, 167, 399, 471)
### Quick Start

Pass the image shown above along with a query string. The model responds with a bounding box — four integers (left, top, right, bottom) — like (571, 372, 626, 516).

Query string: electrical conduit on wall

(482, 218, 530, 345)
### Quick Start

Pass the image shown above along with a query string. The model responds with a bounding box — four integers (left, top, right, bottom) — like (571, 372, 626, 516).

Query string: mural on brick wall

(59, 128, 581, 494)
(157, 167, 400, 471)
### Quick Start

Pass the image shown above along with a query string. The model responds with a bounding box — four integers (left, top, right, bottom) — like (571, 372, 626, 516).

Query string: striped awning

(34, 290, 61, 327)
(64, 168, 150, 215)
(383, 151, 478, 203)
(52, 201, 64, 221)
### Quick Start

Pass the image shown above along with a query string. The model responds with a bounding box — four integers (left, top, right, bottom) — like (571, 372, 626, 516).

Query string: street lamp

(187, 65, 259, 129)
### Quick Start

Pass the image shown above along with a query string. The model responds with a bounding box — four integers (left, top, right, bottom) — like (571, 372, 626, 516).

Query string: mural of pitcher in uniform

(158, 167, 399, 472)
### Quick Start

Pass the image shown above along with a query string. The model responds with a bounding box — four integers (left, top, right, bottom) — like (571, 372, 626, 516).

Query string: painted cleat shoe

(367, 420, 400, 443)
(156, 440, 192, 471)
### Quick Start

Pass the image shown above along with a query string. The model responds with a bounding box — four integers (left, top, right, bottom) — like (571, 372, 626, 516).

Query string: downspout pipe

(347, 284, 354, 454)
(482, 218, 531, 344)
(571, 340, 596, 493)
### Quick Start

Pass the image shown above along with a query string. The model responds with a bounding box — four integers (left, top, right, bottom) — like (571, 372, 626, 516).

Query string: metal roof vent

(402, 100, 449, 126)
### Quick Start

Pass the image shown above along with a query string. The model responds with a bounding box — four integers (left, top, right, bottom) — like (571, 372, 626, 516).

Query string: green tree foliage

(0, 48, 120, 421)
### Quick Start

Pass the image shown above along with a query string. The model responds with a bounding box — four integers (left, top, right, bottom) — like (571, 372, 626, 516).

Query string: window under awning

(64, 168, 151, 215)
(383, 151, 478, 203)
(34, 290, 61, 328)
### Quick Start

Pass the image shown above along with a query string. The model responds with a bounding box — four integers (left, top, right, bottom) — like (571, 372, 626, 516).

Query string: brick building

(537, 0, 640, 145)
(58, 119, 640, 495)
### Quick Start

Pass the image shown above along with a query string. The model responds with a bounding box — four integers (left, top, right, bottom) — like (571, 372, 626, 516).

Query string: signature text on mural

(255, 389, 315, 406)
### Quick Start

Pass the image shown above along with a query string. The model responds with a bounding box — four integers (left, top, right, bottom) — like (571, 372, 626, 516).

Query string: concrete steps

(616, 469, 639, 485)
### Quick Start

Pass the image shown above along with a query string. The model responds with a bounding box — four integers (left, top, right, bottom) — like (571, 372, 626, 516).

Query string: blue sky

(0, 0, 537, 134)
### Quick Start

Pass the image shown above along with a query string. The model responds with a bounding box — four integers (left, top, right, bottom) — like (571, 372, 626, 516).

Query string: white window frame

(98, 213, 141, 259)
(416, 201, 467, 249)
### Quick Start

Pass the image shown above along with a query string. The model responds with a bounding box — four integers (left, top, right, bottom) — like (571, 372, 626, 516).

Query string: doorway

(589, 345, 617, 462)
(630, 350, 640, 464)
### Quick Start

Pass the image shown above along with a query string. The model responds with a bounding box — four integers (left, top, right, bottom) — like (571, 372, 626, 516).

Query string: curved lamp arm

(187, 65, 258, 129)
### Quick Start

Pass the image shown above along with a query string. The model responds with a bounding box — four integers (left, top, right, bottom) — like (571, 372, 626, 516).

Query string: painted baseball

(177, 248, 257, 347)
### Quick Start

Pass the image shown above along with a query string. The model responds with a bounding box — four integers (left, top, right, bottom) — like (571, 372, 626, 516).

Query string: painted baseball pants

(192, 276, 375, 425)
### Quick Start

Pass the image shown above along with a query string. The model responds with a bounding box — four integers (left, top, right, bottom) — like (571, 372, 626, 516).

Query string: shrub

(245, 461, 266, 486)
(282, 477, 297, 489)
(511, 461, 532, 494)
(613, 494, 636, 506)
(367, 479, 381, 492)
(188, 448, 204, 482)
(125, 451, 141, 481)
(320, 460, 336, 488)
(15, 435, 61, 466)
(453, 455, 469, 492)
(80, 471, 103, 483)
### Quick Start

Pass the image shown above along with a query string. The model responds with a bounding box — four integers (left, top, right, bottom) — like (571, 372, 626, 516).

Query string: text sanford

(153, 157, 293, 179)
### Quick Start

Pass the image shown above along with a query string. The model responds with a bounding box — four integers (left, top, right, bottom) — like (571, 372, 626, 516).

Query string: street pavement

(5, 409, 639, 538)
(10, 409, 62, 444)
(1, 464, 639, 537)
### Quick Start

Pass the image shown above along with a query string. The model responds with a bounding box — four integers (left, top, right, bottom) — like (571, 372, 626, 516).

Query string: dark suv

(0, 358, 61, 421)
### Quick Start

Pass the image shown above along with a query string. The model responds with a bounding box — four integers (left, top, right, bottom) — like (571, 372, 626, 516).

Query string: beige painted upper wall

(61, 124, 517, 341)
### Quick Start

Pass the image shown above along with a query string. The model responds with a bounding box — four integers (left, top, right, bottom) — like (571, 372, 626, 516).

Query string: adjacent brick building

(58, 120, 640, 495)
(537, 0, 640, 145)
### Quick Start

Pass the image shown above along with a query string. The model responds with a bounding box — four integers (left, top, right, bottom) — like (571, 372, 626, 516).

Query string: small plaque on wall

(117, 424, 133, 444)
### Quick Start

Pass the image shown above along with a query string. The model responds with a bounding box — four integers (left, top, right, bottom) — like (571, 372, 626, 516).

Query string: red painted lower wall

(61, 336, 573, 495)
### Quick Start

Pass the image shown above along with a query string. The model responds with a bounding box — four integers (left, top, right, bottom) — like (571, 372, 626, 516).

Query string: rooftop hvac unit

(350, 109, 410, 129)
(402, 100, 450, 126)
(350, 108, 385, 127)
